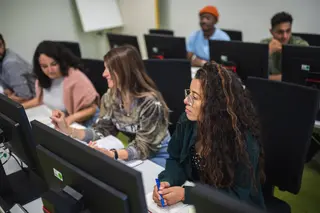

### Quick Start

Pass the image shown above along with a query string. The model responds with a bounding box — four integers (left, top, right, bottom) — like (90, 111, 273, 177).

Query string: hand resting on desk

(88, 141, 115, 158)
(153, 182, 185, 206)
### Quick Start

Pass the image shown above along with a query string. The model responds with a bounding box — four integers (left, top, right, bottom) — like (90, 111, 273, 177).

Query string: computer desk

(2, 149, 190, 213)
(2, 104, 191, 213)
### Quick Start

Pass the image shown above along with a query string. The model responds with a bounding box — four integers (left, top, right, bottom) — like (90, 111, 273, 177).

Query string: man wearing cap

(187, 5, 230, 67)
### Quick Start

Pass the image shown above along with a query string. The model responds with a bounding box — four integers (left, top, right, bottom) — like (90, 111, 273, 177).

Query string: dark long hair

(33, 40, 83, 89)
(103, 45, 169, 121)
(195, 61, 265, 189)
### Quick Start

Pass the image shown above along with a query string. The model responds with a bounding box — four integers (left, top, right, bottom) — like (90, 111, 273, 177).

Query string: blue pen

(155, 178, 165, 207)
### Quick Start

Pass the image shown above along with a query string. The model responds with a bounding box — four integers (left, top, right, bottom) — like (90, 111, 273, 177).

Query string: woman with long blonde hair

(51, 45, 170, 167)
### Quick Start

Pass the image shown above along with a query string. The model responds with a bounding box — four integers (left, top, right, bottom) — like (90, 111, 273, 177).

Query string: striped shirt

(83, 90, 169, 161)
(0, 49, 35, 99)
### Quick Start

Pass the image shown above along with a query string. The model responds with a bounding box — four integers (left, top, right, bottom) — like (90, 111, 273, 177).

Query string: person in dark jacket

(153, 62, 266, 209)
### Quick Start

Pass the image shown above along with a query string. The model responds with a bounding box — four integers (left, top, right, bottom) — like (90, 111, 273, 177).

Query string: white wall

(159, 0, 320, 42)
(114, 0, 156, 58)
(0, 0, 107, 63)
(0, 0, 156, 63)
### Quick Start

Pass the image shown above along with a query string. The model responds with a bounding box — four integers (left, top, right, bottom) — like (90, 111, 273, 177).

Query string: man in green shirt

(261, 12, 309, 81)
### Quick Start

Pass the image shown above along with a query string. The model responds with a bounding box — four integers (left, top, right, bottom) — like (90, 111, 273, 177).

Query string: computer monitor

(222, 29, 243, 41)
(190, 184, 265, 213)
(106, 33, 141, 55)
(0, 94, 38, 168)
(149, 29, 174, 36)
(37, 145, 129, 213)
(292, 33, 320, 47)
(281, 45, 320, 120)
(282, 45, 320, 87)
(144, 34, 186, 59)
(209, 40, 269, 82)
(31, 120, 148, 213)
(0, 94, 45, 210)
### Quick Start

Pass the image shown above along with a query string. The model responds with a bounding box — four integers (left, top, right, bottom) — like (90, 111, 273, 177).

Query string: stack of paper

(25, 105, 53, 127)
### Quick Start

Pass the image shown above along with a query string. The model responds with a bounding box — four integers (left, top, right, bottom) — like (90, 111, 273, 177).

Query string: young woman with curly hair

(153, 61, 265, 209)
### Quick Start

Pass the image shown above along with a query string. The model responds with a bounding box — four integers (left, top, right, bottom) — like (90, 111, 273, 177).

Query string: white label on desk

(53, 168, 63, 181)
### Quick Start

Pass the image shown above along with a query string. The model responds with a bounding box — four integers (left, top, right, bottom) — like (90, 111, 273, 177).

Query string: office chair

(81, 59, 108, 97)
(292, 33, 320, 46)
(246, 77, 320, 213)
(221, 29, 243, 41)
(149, 29, 174, 36)
(190, 184, 265, 213)
(143, 59, 191, 134)
(56, 41, 82, 58)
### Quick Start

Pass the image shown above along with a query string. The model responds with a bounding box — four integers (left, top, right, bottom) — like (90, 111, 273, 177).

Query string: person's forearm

(269, 74, 282, 81)
(117, 149, 129, 160)
(67, 104, 97, 124)
(8, 94, 28, 103)
(67, 127, 86, 141)
(22, 97, 41, 109)
(191, 57, 207, 67)
(187, 52, 206, 67)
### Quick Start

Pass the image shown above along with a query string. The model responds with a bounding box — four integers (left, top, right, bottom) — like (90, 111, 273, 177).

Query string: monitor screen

(106, 33, 141, 55)
(210, 40, 269, 82)
(144, 34, 186, 59)
(37, 145, 129, 213)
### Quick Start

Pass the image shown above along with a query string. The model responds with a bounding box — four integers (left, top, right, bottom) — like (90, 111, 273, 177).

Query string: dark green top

(260, 36, 309, 75)
(158, 113, 265, 209)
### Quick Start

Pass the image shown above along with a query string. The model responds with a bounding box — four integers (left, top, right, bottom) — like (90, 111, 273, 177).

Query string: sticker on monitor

(301, 64, 310, 71)
(53, 168, 63, 182)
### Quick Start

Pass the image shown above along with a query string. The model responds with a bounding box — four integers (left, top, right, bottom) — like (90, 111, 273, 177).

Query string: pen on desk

(155, 178, 165, 207)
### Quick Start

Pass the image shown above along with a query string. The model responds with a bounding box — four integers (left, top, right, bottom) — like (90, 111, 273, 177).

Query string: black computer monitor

(0, 94, 37, 168)
(209, 40, 269, 82)
(106, 33, 141, 55)
(190, 184, 265, 213)
(144, 34, 186, 59)
(0, 94, 45, 210)
(37, 145, 129, 213)
(282, 45, 320, 88)
(292, 33, 320, 47)
(31, 120, 148, 213)
(149, 29, 174, 36)
(222, 29, 243, 41)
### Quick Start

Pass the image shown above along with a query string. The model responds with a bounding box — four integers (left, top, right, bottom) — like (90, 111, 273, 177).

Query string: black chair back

(57, 41, 81, 58)
(143, 59, 191, 134)
(246, 77, 319, 194)
(81, 59, 108, 97)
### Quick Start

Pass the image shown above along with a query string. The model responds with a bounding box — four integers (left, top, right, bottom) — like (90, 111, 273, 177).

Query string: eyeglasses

(185, 89, 195, 106)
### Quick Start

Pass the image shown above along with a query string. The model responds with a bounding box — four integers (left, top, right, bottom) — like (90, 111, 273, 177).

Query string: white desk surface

(191, 67, 198, 79)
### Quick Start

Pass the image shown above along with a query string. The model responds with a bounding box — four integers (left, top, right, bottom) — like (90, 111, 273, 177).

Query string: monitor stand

(0, 159, 46, 211)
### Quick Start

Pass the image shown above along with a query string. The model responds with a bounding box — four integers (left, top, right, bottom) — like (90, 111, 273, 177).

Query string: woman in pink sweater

(23, 41, 99, 127)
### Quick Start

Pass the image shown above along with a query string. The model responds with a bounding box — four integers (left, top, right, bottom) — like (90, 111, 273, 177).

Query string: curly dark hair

(33, 40, 83, 89)
(195, 61, 265, 189)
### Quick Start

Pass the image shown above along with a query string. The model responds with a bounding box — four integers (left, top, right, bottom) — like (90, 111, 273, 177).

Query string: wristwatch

(110, 149, 119, 160)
